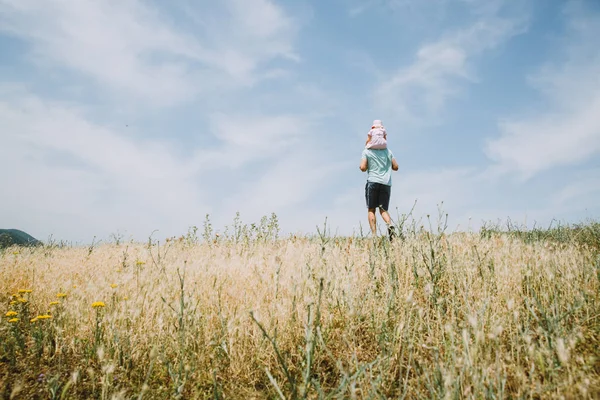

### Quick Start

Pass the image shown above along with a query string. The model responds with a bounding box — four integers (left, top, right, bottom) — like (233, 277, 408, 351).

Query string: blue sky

(1, 0, 599, 243)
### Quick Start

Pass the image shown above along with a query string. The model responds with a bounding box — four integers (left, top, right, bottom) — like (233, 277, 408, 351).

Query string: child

(365, 119, 387, 149)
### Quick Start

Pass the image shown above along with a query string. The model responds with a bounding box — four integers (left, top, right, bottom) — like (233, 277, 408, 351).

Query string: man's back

(362, 148, 394, 186)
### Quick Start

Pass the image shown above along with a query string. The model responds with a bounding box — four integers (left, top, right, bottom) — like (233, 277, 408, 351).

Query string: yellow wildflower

(8, 318, 18, 323)
(30, 317, 38, 323)
(123, 296, 129, 301)
(18, 289, 32, 294)
(37, 315, 52, 320)
(92, 301, 105, 308)
(9, 301, 16, 305)
(73, 285, 77, 289)
(5, 311, 17, 317)
(135, 260, 145, 266)
(110, 283, 118, 289)
(12, 251, 19, 255)
(57, 293, 67, 298)
(18, 298, 27, 303)
(49, 301, 60, 306)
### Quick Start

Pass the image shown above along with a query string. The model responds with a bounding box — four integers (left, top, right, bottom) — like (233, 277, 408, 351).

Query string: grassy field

(1, 215, 600, 399)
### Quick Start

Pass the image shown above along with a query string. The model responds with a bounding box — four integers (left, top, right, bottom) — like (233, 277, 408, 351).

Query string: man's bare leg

(379, 209, 392, 226)
(368, 208, 377, 235)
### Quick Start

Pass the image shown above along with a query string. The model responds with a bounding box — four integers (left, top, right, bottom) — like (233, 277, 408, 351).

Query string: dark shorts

(365, 182, 391, 211)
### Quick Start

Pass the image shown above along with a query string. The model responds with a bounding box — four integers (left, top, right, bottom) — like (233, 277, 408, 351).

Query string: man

(360, 142, 398, 239)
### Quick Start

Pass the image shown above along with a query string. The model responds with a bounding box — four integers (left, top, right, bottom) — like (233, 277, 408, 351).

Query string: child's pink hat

(372, 119, 383, 128)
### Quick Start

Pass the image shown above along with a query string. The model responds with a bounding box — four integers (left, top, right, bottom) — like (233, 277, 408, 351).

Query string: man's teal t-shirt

(362, 148, 394, 186)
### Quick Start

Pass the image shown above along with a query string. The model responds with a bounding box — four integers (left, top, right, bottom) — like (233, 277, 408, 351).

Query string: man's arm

(360, 157, 368, 172)
(391, 158, 398, 171)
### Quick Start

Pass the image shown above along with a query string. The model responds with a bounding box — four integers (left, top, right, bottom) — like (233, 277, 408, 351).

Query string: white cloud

(487, 100, 600, 179)
(349, 0, 519, 19)
(374, 2, 528, 125)
(220, 150, 350, 226)
(348, 0, 449, 18)
(210, 113, 305, 152)
(180, 0, 299, 82)
(187, 113, 313, 171)
(0, 86, 340, 242)
(486, 6, 600, 178)
(550, 169, 600, 211)
(186, 111, 354, 231)
(0, 0, 298, 106)
(0, 88, 209, 242)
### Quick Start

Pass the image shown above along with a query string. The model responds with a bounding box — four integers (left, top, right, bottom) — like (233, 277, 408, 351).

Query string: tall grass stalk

(0, 215, 599, 398)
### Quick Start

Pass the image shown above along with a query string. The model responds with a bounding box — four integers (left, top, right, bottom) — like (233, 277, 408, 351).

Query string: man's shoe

(388, 225, 396, 241)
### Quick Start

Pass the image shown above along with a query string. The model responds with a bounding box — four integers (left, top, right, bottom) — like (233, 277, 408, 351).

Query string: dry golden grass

(1, 226, 599, 399)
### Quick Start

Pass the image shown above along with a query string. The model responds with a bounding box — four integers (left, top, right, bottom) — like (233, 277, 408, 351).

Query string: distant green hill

(0, 229, 42, 249)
